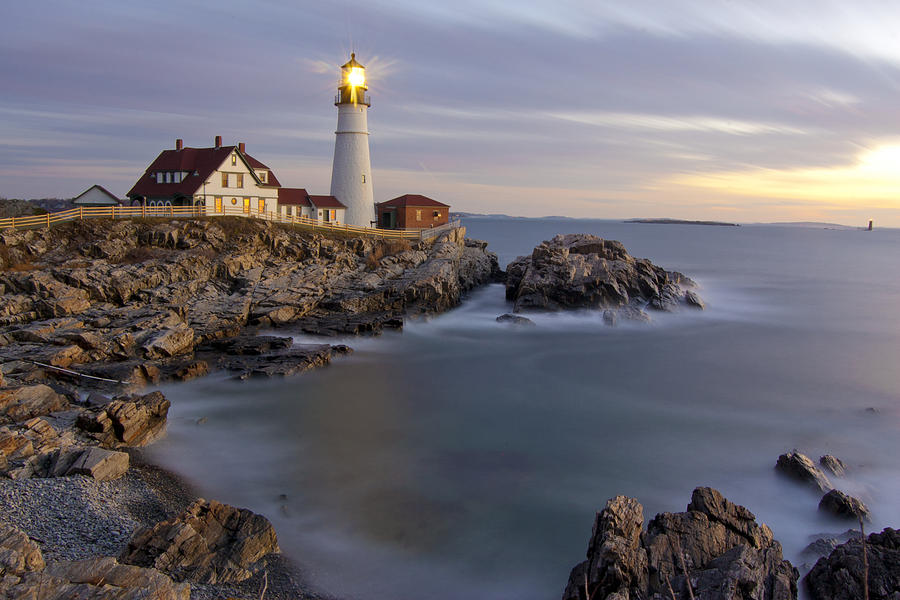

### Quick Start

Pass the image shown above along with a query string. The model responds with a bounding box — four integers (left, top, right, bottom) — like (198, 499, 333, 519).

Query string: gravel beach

(0, 449, 323, 600)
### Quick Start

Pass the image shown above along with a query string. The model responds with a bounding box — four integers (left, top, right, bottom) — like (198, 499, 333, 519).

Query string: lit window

(215, 197, 223, 212)
(243, 197, 250, 213)
(222, 173, 228, 187)
(433, 211, 440, 218)
(259, 171, 267, 183)
(237, 173, 243, 188)
(361, 174, 366, 183)
(416, 209, 422, 221)
(258, 198, 265, 213)
(231, 153, 237, 166)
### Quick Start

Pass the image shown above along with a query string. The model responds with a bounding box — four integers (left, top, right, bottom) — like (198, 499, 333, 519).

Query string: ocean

(148, 217, 900, 600)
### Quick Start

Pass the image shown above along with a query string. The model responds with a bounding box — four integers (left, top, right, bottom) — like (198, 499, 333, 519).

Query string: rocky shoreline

(0, 218, 500, 598)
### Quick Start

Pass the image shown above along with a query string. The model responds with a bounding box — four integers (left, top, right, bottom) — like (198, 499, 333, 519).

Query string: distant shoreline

(624, 218, 740, 227)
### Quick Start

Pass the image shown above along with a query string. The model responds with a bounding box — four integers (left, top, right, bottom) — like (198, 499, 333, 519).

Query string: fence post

(79, 207, 83, 220)
(46, 213, 50, 228)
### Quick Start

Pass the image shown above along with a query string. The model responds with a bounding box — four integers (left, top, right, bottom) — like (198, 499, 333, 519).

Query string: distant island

(625, 218, 740, 227)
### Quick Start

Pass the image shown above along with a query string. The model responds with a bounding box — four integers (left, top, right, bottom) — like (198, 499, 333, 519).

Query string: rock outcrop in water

(562, 487, 798, 600)
(505, 234, 702, 317)
(805, 528, 900, 600)
(0, 218, 499, 388)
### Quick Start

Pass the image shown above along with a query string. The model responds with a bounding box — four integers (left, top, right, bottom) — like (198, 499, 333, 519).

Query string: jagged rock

(818, 489, 870, 521)
(805, 528, 900, 600)
(0, 556, 190, 600)
(819, 455, 847, 477)
(685, 290, 706, 309)
(505, 234, 701, 314)
(217, 344, 338, 378)
(66, 446, 130, 481)
(76, 391, 170, 448)
(141, 323, 195, 359)
(563, 487, 797, 600)
(120, 498, 279, 584)
(0, 522, 45, 576)
(775, 450, 832, 492)
(496, 313, 535, 326)
(0, 384, 68, 422)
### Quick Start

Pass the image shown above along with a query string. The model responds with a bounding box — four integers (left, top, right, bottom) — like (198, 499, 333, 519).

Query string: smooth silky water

(148, 218, 900, 600)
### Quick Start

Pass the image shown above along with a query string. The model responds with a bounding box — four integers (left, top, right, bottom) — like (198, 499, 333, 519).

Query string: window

(258, 198, 265, 214)
(237, 173, 244, 188)
(165, 172, 172, 183)
(156, 173, 163, 184)
(259, 171, 267, 183)
(416, 209, 422, 221)
(214, 197, 223, 212)
(243, 197, 250, 214)
(433, 211, 440, 219)
(361, 174, 366, 183)
(231, 153, 237, 166)
(174, 172, 182, 183)
(221, 173, 228, 187)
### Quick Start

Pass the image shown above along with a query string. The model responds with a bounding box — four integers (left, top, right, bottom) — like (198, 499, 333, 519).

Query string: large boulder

(818, 489, 870, 522)
(775, 450, 832, 492)
(0, 522, 45, 576)
(76, 390, 170, 448)
(505, 234, 700, 314)
(805, 528, 900, 600)
(563, 487, 798, 600)
(119, 498, 280, 584)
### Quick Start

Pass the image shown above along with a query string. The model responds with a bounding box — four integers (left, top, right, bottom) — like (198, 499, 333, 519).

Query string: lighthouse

(330, 53, 375, 228)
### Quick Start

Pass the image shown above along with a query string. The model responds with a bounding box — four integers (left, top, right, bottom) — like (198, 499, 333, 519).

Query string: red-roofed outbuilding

(376, 195, 449, 229)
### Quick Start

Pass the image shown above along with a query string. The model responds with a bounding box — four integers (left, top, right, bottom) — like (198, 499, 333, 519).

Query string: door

(243, 197, 250, 214)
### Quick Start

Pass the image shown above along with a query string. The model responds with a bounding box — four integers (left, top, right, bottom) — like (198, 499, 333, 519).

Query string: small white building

(72, 185, 121, 207)
(277, 188, 346, 223)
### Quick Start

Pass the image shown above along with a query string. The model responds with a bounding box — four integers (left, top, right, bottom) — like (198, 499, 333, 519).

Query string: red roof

(278, 188, 311, 206)
(309, 195, 345, 209)
(377, 194, 449, 208)
(127, 145, 281, 198)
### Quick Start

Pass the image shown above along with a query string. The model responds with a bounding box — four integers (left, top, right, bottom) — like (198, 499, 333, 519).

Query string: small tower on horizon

(330, 53, 375, 228)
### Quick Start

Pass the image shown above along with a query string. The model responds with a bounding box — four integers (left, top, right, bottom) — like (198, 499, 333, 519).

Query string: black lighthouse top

(336, 53, 370, 106)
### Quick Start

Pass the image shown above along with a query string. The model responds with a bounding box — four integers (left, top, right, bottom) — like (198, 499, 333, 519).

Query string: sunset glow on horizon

(1, 1, 899, 225)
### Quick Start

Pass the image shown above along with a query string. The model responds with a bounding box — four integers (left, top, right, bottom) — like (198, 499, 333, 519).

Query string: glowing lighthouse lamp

(330, 53, 375, 228)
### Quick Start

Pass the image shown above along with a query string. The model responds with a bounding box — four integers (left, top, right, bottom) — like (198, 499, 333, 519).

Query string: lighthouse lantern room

(330, 53, 375, 228)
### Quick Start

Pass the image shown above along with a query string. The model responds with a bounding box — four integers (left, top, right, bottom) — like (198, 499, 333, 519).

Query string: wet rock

(207, 335, 293, 355)
(775, 450, 832, 492)
(173, 360, 209, 381)
(818, 489, 870, 521)
(506, 234, 701, 314)
(217, 344, 337, 378)
(563, 487, 798, 600)
(0, 384, 68, 422)
(685, 290, 706, 309)
(496, 313, 535, 326)
(805, 528, 900, 600)
(819, 455, 847, 477)
(120, 498, 279, 584)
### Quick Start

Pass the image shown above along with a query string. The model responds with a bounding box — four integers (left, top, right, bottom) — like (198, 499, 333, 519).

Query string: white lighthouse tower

(330, 53, 375, 228)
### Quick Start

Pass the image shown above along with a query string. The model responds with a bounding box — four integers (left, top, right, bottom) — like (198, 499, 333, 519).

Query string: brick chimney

(238, 142, 245, 154)
(215, 135, 222, 148)
(175, 138, 183, 151)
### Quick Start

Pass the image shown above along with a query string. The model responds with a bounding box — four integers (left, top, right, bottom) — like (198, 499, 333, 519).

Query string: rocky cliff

(0, 217, 500, 388)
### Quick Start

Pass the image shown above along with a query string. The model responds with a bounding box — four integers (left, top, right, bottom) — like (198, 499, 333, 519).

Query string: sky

(2, 1, 899, 225)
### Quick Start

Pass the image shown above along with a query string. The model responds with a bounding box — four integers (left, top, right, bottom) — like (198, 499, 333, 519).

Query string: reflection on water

(149, 220, 900, 600)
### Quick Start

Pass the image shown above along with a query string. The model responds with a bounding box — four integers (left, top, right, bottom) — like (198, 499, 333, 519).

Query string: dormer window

(258, 171, 267, 183)
(156, 172, 164, 184)
(165, 172, 172, 183)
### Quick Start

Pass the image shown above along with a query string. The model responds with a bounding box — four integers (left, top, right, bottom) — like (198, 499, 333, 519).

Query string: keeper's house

(127, 137, 344, 222)
(375, 195, 449, 229)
